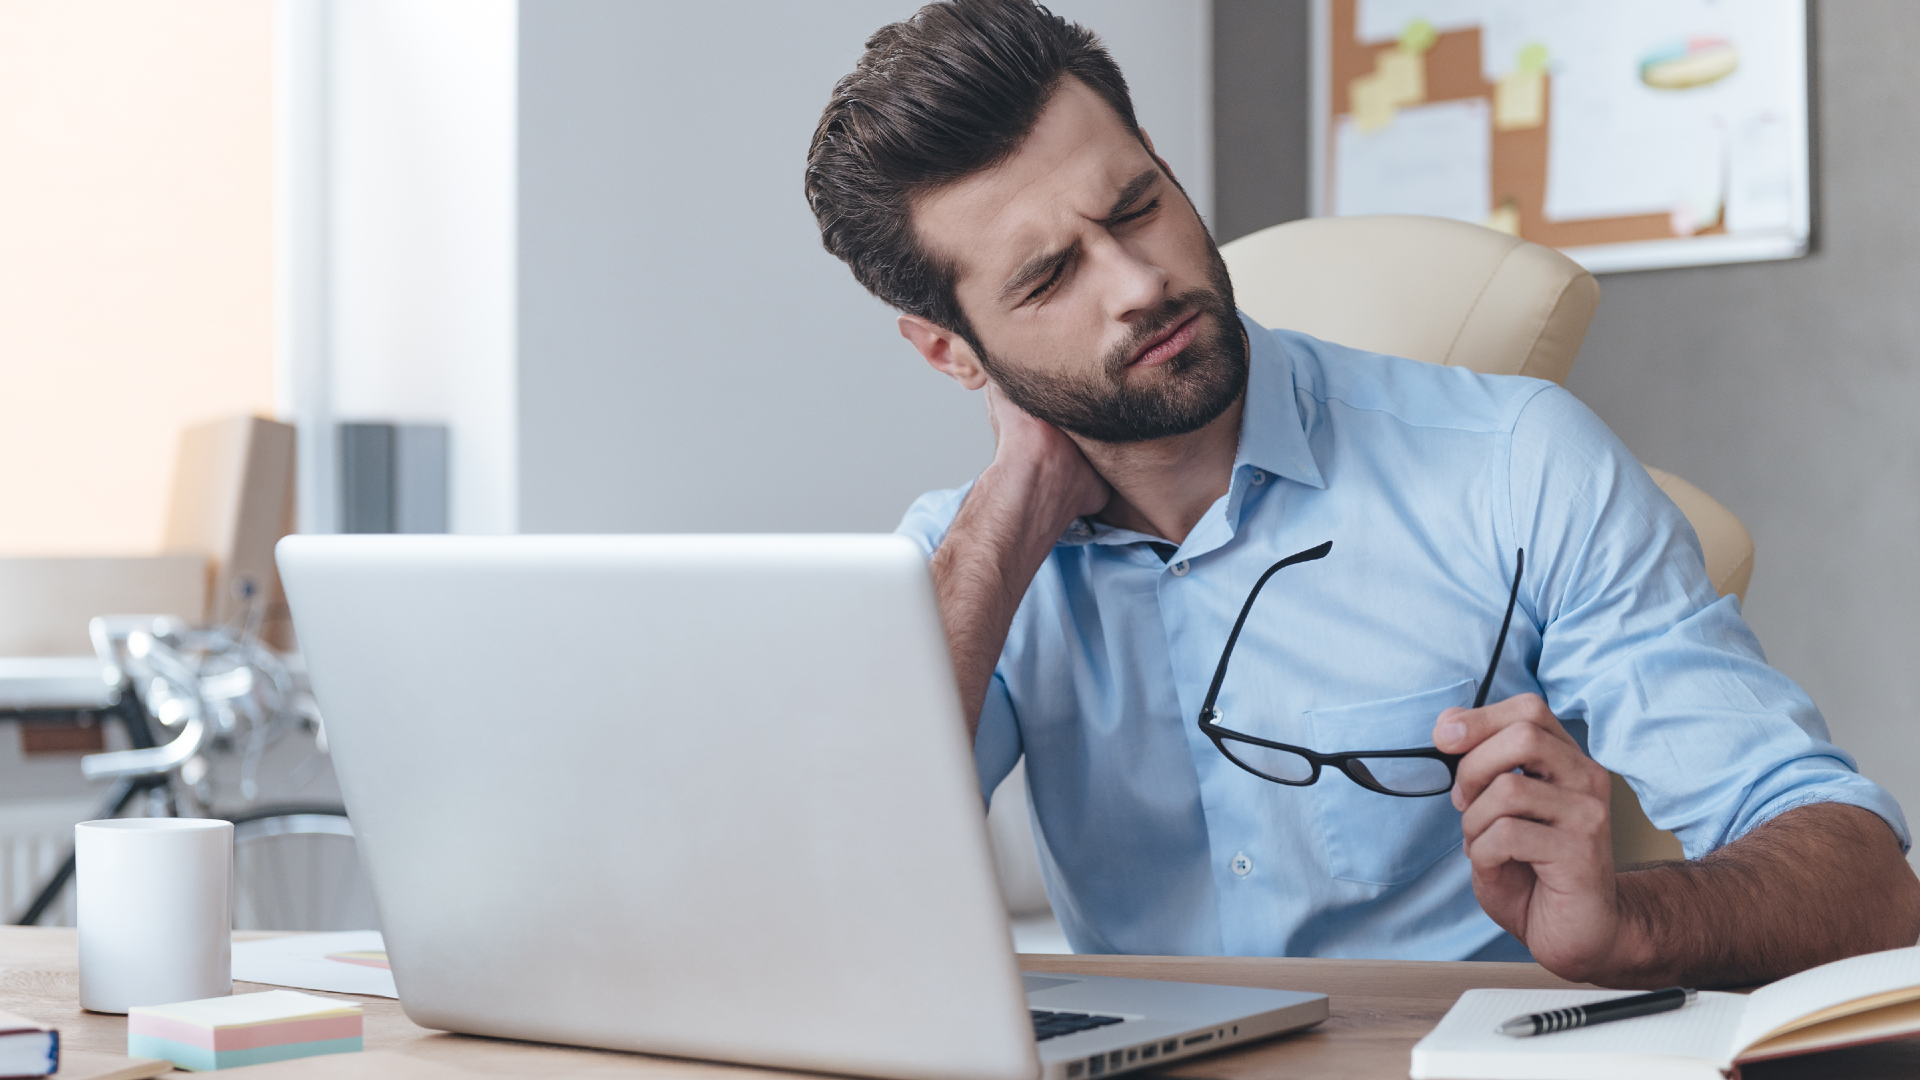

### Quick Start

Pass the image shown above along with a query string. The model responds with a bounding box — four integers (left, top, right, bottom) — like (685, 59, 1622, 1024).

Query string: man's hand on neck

(930, 386, 1109, 736)
(1072, 389, 1245, 546)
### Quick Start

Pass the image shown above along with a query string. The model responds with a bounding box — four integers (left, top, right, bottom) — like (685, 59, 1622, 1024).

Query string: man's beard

(975, 242, 1247, 445)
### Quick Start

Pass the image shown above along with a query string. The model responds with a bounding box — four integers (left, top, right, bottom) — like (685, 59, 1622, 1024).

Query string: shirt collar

(1234, 311, 1325, 491)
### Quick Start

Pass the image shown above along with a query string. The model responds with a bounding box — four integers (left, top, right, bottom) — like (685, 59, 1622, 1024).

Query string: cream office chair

(1220, 214, 1752, 866)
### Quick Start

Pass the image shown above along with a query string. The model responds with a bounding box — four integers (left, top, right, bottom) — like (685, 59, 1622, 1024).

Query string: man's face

(910, 78, 1245, 444)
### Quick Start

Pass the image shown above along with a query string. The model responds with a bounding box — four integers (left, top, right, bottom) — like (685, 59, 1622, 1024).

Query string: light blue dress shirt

(896, 313, 1909, 961)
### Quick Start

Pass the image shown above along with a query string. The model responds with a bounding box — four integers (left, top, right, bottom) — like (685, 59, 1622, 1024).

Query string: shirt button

(1170, 560, 1190, 576)
(1230, 853, 1253, 876)
(1250, 469, 1266, 485)
(1070, 520, 1092, 537)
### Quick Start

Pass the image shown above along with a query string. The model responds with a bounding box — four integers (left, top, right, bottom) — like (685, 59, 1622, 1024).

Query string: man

(805, 0, 1920, 987)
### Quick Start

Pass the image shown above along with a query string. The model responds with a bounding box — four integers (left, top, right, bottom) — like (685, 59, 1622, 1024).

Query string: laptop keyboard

(1032, 1009, 1126, 1041)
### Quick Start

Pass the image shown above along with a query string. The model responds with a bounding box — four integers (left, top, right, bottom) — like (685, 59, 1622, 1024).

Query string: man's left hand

(1434, 694, 1629, 981)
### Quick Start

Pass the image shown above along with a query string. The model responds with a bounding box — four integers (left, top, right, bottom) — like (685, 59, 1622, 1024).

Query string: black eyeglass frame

(1196, 541, 1526, 798)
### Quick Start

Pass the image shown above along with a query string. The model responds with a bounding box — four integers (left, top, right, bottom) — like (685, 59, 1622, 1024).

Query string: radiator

(0, 798, 93, 926)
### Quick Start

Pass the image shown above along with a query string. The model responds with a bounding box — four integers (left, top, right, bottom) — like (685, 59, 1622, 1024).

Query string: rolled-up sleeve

(1507, 386, 1910, 857)
(894, 481, 1025, 807)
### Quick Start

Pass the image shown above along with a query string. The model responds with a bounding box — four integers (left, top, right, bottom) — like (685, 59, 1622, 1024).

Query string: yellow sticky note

(1350, 73, 1394, 133)
(1376, 48, 1425, 107)
(1495, 69, 1545, 131)
(1399, 18, 1437, 55)
(1485, 199, 1521, 236)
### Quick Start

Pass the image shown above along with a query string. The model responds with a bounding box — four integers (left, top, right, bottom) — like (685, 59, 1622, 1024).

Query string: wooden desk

(3, 928, 1915, 1078)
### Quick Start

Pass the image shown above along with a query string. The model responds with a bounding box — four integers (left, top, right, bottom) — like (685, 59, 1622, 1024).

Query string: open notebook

(1411, 944, 1920, 1079)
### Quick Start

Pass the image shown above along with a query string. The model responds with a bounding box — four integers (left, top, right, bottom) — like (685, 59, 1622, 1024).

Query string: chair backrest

(1220, 215, 1598, 385)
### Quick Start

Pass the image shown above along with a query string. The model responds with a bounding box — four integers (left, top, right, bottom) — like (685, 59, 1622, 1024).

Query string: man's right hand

(932, 385, 1108, 737)
(982, 383, 1110, 520)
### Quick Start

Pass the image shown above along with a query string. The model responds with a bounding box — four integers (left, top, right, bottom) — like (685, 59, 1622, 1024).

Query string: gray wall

(516, 0, 1212, 535)
(516, 1, 984, 535)
(1214, 2, 1920, 853)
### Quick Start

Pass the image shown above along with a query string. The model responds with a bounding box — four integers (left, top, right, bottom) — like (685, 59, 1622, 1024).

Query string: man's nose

(1095, 236, 1169, 323)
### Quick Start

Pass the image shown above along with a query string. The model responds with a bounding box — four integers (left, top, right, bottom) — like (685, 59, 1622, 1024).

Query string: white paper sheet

(1411, 988, 1746, 1079)
(231, 931, 398, 999)
(1333, 98, 1490, 225)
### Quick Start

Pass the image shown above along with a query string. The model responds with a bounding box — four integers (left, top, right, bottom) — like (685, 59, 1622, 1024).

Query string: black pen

(1496, 987, 1697, 1037)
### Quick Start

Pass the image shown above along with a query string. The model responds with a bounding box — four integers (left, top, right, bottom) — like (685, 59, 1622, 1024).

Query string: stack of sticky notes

(128, 990, 361, 1071)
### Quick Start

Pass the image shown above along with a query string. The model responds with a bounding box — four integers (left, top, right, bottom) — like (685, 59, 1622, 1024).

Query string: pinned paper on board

(1493, 44, 1548, 131)
(1484, 197, 1521, 236)
(1350, 73, 1396, 133)
(1334, 98, 1491, 225)
(1348, 16, 1435, 132)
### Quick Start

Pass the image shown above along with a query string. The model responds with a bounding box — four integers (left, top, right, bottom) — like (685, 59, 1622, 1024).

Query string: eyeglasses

(1197, 541, 1525, 797)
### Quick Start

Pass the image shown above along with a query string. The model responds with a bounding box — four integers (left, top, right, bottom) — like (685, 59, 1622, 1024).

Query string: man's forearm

(931, 461, 1088, 737)
(1608, 802, 1920, 988)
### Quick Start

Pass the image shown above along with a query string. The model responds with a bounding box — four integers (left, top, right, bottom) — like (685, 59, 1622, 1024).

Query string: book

(0, 1009, 56, 1078)
(1411, 944, 1920, 1079)
(127, 989, 362, 1072)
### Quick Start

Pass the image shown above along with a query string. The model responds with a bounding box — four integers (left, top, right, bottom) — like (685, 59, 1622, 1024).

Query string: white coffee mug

(76, 818, 233, 1013)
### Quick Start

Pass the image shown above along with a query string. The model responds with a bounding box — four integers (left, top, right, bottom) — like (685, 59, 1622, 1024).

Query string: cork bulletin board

(1308, 0, 1811, 273)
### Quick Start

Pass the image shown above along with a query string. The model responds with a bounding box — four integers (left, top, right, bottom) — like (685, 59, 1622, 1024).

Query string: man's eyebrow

(997, 169, 1163, 304)
(1000, 242, 1078, 304)
(1100, 169, 1160, 224)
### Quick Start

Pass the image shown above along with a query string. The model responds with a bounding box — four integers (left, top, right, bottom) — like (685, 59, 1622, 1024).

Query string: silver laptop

(277, 534, 1326, 1080)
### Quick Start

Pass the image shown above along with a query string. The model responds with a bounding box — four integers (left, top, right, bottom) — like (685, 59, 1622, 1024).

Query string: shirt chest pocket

(1302, 678, 1475, 887)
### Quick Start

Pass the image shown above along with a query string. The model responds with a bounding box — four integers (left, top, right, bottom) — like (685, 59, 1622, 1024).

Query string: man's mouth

(1128, 311, 1202, 369)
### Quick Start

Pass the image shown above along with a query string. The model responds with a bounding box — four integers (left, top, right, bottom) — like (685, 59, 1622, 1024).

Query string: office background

(2, 1, 1918, 872)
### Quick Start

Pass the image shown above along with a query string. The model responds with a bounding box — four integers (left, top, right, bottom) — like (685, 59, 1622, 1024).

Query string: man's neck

(1072, 391, 1244, 546)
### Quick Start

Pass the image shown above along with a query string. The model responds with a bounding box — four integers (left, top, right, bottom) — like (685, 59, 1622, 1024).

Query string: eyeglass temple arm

(1200, 540, 1334, 718)
(1473, 548, 1526, 709)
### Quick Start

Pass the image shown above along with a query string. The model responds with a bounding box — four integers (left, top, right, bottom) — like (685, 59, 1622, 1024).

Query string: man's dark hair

(805, 0, 1140, 345)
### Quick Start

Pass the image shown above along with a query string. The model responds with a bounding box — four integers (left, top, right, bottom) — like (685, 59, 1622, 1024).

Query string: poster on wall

(1309, 0, 1812, 273)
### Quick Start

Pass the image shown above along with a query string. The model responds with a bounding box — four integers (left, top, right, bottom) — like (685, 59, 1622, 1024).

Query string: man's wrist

(965, 458, 1084, 562)
(1602, 868, 1679, 984)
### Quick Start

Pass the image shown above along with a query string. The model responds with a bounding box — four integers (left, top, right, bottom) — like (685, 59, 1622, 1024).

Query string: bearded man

(804, 0, 1919, 986)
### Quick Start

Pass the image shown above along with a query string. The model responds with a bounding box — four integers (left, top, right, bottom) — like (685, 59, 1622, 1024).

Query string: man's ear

(898, 314, 989, 390)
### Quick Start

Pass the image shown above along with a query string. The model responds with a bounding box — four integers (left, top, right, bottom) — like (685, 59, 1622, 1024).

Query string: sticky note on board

(1350, 72, 1395, 133)
(1494, 69, 1544, 130)
(1485, 199, 1521, 236)
(1376, 48, 1425, 107)
(128, 990, 362, 1072)
(1398, 18, 1437, 56)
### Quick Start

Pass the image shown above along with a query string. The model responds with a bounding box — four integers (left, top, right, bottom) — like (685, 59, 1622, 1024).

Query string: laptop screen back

(278, 534, 1039, 1080)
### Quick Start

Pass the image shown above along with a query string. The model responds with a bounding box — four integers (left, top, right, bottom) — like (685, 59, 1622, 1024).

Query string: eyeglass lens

(1220, 740, 1315, 783)
(1343, 755, 1455, 796)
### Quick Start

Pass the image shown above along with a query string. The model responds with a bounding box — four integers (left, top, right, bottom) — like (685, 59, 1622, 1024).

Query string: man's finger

(1466, 815, 1586, 875)
(1451, 719, 1606, 811)
(1433, 693, 1576, 756)
(1459, 771, 1609, 850)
